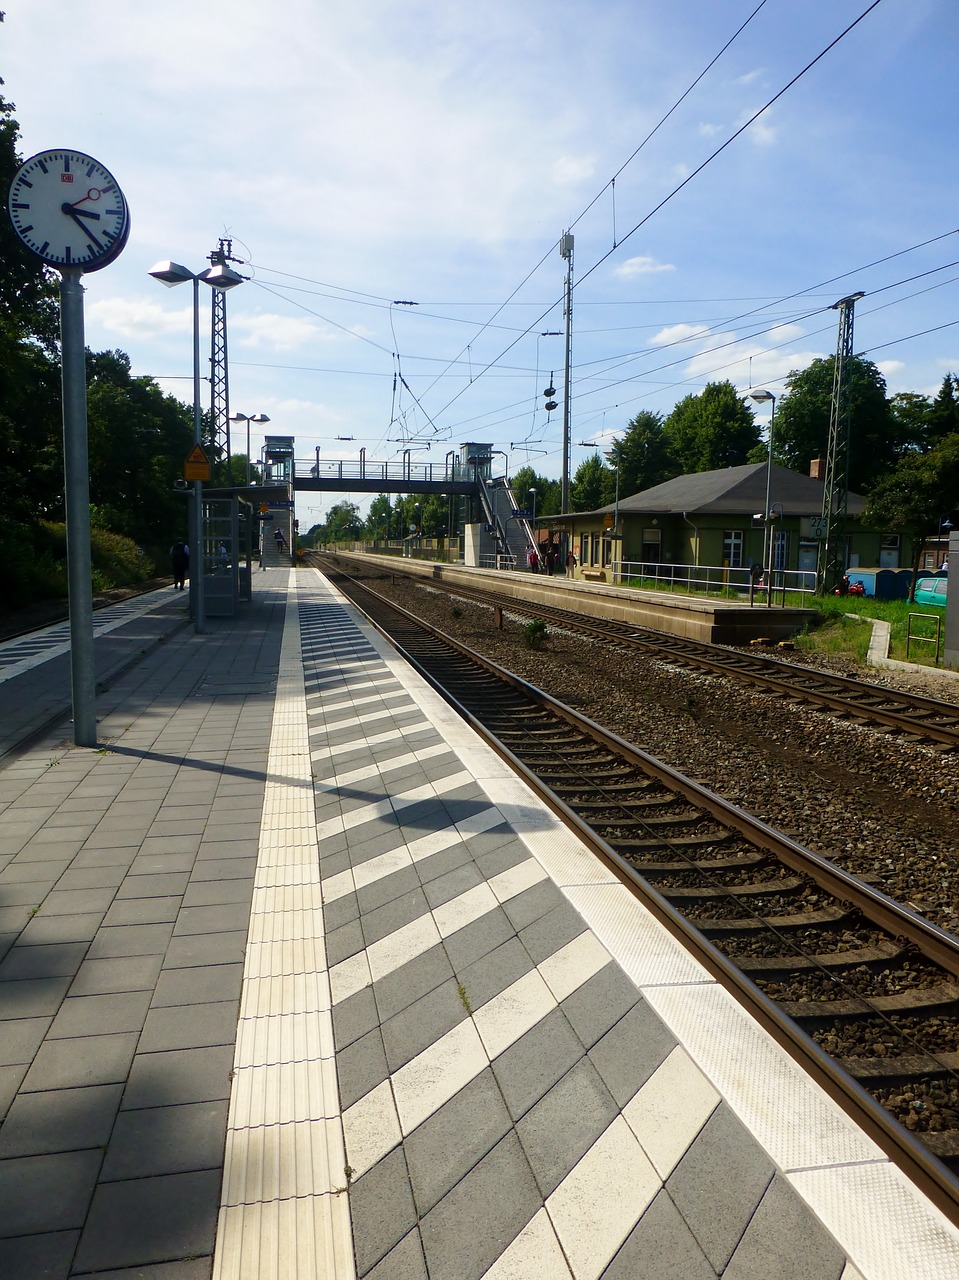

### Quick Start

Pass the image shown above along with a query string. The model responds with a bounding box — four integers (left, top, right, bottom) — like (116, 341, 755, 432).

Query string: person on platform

(545, 545, 557, 576)
(274, 526, 287, 552)
(169, 540, 189, 591)
(527, 547, 539, 573)
(566, 549, 577, 577)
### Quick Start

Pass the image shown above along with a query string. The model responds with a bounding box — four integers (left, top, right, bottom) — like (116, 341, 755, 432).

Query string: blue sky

(5, 0, 957, 525)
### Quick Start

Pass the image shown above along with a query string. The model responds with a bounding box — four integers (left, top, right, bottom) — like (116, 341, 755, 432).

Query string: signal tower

(816, 292, 864, 595)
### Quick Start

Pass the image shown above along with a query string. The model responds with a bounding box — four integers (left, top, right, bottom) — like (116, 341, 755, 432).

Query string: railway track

(320, 557, 959, 749)
(323, 564, 959, 1224)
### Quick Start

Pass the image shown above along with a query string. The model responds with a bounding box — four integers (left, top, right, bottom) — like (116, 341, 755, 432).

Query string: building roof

(572, 462, 866, 519)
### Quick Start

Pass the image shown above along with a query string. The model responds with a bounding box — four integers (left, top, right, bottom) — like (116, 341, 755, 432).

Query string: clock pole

(59, 268, 97, 746)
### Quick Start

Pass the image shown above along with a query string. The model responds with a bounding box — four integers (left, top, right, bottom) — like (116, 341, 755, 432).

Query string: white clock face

(8, 150, 130, 271)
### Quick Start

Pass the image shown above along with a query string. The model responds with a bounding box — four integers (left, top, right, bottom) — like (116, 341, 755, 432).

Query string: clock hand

(62, 205, 105, 250)
(69, 207, 102, 222)
(68, 186, 109, 208)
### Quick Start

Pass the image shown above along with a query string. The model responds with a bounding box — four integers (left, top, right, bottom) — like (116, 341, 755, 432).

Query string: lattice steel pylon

(208, 238, 242, 479)
(816, 292, 864, 595)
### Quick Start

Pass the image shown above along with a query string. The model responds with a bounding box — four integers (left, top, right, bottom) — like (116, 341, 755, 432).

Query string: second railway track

(319, 556, 959, 749)
(321, 561, 959, 1225)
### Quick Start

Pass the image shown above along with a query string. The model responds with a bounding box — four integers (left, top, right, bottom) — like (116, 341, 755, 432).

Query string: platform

(0, 569, 957, 1278)
(330, 552, 817, 645)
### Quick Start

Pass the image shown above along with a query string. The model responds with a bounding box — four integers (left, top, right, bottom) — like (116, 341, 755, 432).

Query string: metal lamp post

(149, 260, 244, 633)
(230, 413, 270, 484)
(748, 390, 777, 606)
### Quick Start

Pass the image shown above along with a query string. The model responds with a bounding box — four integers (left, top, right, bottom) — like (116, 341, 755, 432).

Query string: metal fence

(613, 561, 818, 604)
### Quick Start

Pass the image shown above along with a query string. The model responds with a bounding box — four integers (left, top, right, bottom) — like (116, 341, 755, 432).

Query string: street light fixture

(230, 413, 270, 484)
(149, 260, 244, 633)
(748, 390, 777, 607)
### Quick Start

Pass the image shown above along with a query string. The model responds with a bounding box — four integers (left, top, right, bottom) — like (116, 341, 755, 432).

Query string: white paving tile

(480, 1208, 573, 1279)
(789, 1162, 959, 1280)
(213, 1192, 354, 1280)
(472, 968, 557, 1061)
(341, 1079, 402, 1181)
(391, 1017, 488, 1135)
(623, 1045, 720, 1179)
(538, 931, 611, 1003)
(546, 1115, 660, 1280)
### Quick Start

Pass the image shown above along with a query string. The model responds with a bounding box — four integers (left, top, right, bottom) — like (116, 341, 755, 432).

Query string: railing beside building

(613, 560, 818, 603)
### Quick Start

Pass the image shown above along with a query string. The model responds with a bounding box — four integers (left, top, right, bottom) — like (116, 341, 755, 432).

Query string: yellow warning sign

(184, 444, 210, 482)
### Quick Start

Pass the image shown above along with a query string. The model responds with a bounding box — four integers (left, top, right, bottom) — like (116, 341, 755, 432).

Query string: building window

(771, 530, 789, 571)
(641, 527, 661, 565)
(723, 530, 744, 568)
(879, 533, 900, 569)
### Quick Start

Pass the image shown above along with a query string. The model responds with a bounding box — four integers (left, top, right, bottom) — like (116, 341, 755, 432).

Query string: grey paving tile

(124, 860, 194, 882)
(326, 918, 366, 967)
(69, 954, 163, 997)
(373, 946, 452, 1023)
(0, 975, 72, 1018)
(0, 858, 72, 883)
(16, 913, 109, 948)
(601, 1188, 718, 1280)
(137, 1000, 239, 1053)
(323, 891, 359, 933)
(121, 1049, 234, 1111)
(21, 1032, 139, 1091)
(180, 878, 253, 909)
(518, 900, 589, 965)
(0, 1083, 122, 1157)
(381, 979, 467, 1074)
(0, 1062, 28, 1120)
(85, 923, 175, 959)
(53, 865, 127, 891)
(162, 930, 249, 969)
(137, 836, 203, 858)
(152, 963, 244, 1008)
(101, 1100, 229, 1181)
(185, 856, 257, 881)
(561, 961, 642, 1051)
(117, 871, 192, 897)
(0, 1229, 80, 1280)
(412, 842, 473, 886)
(722, 1172, 846, 1280)
(588, 999, 677, 1107)
(666, 1104, 775, 1274)
(336, 1027, 390, 1112)
(47, 990, 152, 1039)
(193, 839, 259, 862)
(348, 843, 413, 889)
(492, 1006, 585, 1122)
(73, 1168, 221, 1273)
(517, 1056, 620, 1197)
(421, 860, 484, 909)
(362, 1229, 428, 1280)
(0, 880, 56, 905)
(350, 1145, 418, 1278)
(0, 1149, 100, 1235)
(418, 1133, 541, 1280)
(404, 1069, 513, 1217)
(360, 886, 430, 949)
(443, 904, 516, 972)
(460, 937, 535, 1011)
(501, 877, 566, 932)
(101, 896, 182, 927)
(171, 902, 251, 935)
(0, 904, 35, 933)
(77, 1257, 212, 1279)
(332, 987, 380, 1054)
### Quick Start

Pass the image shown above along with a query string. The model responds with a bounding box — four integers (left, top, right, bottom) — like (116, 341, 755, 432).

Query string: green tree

(926, 374, 959, 448)
(570, 454, 607, 512)
(773, 355, 895, 491)
(611, 409, 676, 496)
(862, 432, 959, 593)
(662, 381, 759, 474)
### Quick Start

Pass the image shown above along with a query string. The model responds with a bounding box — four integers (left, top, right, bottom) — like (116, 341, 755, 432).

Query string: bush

(0, 519, 156, 611)
(523, 619, 548, 649)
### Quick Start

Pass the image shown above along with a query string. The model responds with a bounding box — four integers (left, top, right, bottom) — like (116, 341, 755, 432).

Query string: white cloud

(698, 122, 722, 138)
(232, 313, 331, 352)
(615, 256, 676, 278)
(650, 323, 710, 347)
(87, 297, 192, 340)
(741, 107, 777, 146)
(551, 154, 597, 185)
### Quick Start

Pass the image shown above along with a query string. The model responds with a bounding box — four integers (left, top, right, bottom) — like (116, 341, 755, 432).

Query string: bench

(580, 569, 606, 583)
